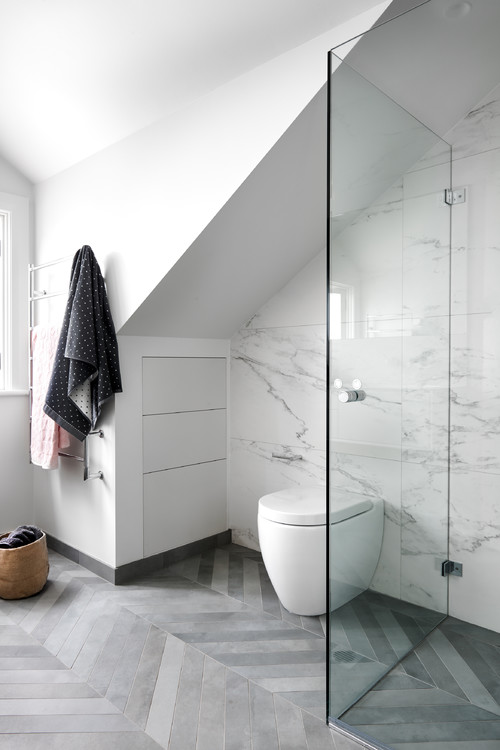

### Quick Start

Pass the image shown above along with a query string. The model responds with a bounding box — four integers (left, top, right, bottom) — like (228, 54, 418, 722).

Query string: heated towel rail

(28, 256, 103, 480)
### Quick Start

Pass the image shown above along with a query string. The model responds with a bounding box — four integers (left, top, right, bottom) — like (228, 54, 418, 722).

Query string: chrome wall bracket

(84, 430, 104, 481)
(444, 187, 466, 205)
(441, 559, 463, 577)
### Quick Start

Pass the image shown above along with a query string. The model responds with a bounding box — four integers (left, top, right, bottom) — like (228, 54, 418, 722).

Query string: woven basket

(0, 531, 49, 599)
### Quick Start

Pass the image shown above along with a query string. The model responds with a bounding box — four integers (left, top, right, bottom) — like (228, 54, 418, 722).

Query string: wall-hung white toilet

(257, 485, 384, 616)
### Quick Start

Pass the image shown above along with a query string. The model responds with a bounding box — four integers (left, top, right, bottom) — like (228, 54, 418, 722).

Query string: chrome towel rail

(28, 257, 104, 481)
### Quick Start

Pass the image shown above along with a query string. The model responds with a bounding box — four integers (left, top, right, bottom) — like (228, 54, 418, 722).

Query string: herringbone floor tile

(0, 545, 341, 750)
(342, 616, 500, 748)
(4, 543, 497, 749)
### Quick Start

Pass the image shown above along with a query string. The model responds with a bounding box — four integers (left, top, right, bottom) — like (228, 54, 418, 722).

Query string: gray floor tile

(211, 548, 230, 596)
(353, 720, 500, 745)
(302, 710, 336, 750)
(125, 625, 167, 728)
(0, 696, 121, 715)
(42, 582, 96, 655)
(426, 629, 500, 715)
(0, 713, 139, 732)
(196, 656, 225, 750)
(249, 682, 279, 750)
(145, 633, 185, 747)
(167, 644, 204, 750)
(274, 694, 309, 750)
(4, 545, 500, 750)
(105, 616, 151, 710)
(225, 669, 251, 750)
(0, 732, 164, 749)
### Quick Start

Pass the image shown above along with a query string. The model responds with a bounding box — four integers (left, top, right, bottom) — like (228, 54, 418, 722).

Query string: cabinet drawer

(143, 461, 227, 556)
(143, 357, 226, 415)
(143, 409, 226, 473)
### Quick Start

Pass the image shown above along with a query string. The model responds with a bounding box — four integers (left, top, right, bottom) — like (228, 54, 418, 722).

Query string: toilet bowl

(257, 486, 384, 616)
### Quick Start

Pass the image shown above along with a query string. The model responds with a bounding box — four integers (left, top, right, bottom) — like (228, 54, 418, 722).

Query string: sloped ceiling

(339, 0, 500, 139)
(0, 0, 384, 183)
(120, 86, 328, 338)
(122, 0, 500, 339)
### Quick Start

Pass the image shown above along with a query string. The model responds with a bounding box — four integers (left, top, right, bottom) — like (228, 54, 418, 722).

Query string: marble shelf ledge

(330, 438, 401, 461)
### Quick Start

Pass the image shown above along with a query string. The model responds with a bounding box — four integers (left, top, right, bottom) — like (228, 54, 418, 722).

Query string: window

(0, 209, 11, 390)
(329, 282, 354, 339)
(0, 192, 29, 391)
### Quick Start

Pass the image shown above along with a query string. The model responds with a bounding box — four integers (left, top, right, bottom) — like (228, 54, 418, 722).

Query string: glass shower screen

(327, 48, 452, 722)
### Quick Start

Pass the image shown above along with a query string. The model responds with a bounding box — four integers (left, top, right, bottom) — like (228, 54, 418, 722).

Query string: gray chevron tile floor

(2, 542, 499, 750)
(0, 544, 353, 750)
(342, 616, 500, 748)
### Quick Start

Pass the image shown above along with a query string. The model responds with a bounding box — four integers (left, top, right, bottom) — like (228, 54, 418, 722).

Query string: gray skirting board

(45, 529, 232, 585)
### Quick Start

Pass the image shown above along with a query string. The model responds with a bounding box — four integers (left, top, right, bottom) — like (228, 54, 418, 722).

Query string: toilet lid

(258, 486, 373, 526)
(259, 486, 326, 525)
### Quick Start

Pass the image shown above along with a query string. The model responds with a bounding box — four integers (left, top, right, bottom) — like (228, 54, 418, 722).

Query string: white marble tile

(402, 191, 451, 318)
(445, 82, 500, 160)
(449, 469, 500, 632)
(331, 334, 402, 389)
(230, 325, 326, 450)
(331, 198, 402, 322)
(450, 312, 500, 474)
(229, 438, 326, 550)
(403, 161, 450, 201)
(402, 316, 450, 465)
(370, 513, 401, 601)
(400, 461, 448, 613)
(330, 451, 401, 599)
(333, 386, 401, 452)
(451, 148, 500, 316)
(331, 333, 402, 451)
(407, 139, 452, 174)
(330, 59, 443, 217)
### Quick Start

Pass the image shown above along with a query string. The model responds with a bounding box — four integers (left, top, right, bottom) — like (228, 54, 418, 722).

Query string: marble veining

(228, 73, 500, 635)
(231, 325, 326, 451)
(446, 82, 500, 160)
(229, 438, 326, 549)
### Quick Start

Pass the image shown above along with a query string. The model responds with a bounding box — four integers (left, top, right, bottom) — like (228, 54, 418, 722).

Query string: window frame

(0, 209, 12, 390)
(330, 281, 354, 339)
(0, 192, 30, 393)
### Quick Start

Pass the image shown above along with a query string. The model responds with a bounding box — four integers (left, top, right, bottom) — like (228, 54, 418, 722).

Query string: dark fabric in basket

(0, 525, 43, 548)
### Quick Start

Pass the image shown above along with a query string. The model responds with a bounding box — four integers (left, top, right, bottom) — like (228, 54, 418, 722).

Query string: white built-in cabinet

(142, 357, 227, 557)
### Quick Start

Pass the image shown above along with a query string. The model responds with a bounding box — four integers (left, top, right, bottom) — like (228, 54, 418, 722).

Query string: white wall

(0, 393, 33, 531)
(30, 4, 386, 569)
(0, 157, 33, 532)
(34, 5, 388, 337)
(33, 331, 230, 568)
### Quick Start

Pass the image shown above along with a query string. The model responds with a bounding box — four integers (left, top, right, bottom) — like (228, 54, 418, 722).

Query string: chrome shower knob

(338, 388, 366, 403)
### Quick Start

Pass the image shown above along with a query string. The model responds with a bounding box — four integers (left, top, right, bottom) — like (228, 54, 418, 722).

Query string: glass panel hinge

(441, 559, 463, 577)
(444, 188, 466, 205)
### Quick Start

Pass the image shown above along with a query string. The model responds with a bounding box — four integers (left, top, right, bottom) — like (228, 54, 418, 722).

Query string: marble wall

(229, 79, 500, 633)
(446, 81, 500, 632)
(329, 149, 450, 613)
(229, 251, 326, 549)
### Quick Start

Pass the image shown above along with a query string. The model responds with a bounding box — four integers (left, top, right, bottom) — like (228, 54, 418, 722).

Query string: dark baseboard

(46, 530, 232, 585)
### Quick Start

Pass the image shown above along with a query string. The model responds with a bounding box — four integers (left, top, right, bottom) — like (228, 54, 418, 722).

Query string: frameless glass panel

(327, 46, 451, 724)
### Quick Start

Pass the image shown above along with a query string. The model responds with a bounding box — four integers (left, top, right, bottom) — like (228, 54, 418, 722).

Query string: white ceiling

(0, 0, 384, 183)
(340, 0, 500, 138)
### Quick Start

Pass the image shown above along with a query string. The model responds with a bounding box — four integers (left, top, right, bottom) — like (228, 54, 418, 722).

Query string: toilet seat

(258, 486, 373, 526)
(259, 486, 325, 525)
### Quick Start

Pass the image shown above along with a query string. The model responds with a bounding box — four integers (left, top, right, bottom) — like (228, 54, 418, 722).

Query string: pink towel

(31, 325, 71, 469)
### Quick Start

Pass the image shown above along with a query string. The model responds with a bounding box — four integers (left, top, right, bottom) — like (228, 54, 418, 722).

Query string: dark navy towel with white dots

(43, 246, 123, 441)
